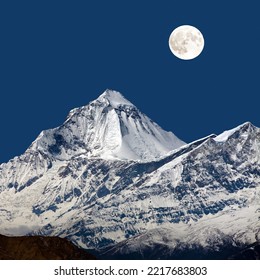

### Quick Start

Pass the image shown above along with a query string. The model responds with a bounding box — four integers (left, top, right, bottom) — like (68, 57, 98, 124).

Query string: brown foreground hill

(0, 234, 96, 260)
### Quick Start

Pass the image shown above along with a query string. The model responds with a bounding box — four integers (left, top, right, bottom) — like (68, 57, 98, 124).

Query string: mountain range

(0, 89, 259, 259)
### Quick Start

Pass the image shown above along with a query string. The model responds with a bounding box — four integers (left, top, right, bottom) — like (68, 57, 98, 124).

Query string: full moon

(169, 25, 204, 60)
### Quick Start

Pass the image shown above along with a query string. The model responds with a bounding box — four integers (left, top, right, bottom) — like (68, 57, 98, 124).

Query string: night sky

(1, 1, 259, 163)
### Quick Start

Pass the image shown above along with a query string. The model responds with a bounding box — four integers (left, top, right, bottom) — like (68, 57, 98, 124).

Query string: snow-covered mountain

(29, 89, 185, 162)
(0, 90, 259, 259)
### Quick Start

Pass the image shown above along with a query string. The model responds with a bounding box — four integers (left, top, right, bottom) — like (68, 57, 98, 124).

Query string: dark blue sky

(0, 1, 259, 163)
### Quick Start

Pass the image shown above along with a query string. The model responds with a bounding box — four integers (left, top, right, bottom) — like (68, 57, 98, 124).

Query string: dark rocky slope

(0, 234, 96, 260)
(229, 242, 260, 260)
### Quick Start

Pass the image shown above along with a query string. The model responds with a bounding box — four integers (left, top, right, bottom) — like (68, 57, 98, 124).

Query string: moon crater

(169, 25, 204, 60)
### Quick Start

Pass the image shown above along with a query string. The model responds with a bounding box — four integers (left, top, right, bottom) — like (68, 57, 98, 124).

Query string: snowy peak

(29, 90, 186, 161)
(96, 89, 135, 108)
(64, 90, 132, 121)
(214, 122, 256, 142)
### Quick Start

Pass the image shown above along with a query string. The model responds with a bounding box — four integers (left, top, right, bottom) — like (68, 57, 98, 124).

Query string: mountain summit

(30, 89, 185, 161)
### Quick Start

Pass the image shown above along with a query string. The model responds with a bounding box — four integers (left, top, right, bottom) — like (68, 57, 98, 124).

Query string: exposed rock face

(0, 234, 96, 260)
